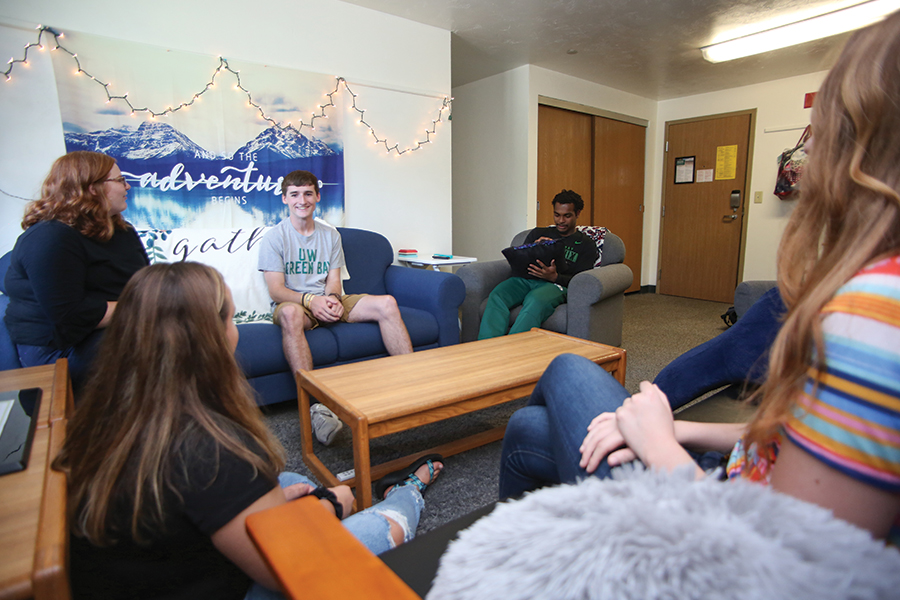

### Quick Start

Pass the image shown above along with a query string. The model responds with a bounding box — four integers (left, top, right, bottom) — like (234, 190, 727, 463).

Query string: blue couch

(0, 227, 466, 406)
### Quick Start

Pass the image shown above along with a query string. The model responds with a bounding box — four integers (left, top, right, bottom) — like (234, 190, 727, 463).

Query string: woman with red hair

(3, 151, 149, 390)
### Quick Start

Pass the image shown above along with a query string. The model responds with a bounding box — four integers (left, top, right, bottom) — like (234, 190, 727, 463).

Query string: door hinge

(639, 204, 644, 213)
(665, 141, 668, 152)
(662, 205, 665, 217)
(537, 201, 540, 210)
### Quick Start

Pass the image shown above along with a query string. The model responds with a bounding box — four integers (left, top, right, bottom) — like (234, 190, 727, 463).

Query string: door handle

(723, 190, 741, 222)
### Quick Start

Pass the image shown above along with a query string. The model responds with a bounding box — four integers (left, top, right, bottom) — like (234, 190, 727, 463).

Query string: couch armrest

(567, 264, 633, 306)
(734, 280, 777, 319)
(384, 265, 465, 347)
(566, 263, 633, 345)
(456, 260, 512, 343)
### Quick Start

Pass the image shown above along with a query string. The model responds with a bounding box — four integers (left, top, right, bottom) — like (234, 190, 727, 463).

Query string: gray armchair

(457, 230, 633, 346)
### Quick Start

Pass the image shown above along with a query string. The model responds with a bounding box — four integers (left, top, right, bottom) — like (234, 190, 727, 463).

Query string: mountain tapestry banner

(50, 31, 344, 230)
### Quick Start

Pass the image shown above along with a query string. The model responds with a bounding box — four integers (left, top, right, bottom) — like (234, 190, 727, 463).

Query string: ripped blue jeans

(245, 472, 424, 600)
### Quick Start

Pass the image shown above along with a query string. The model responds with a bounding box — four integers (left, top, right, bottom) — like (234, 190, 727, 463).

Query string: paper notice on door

(674, 156, 694, 184)
(715, 145, 738, 180)
(696, 169, 714, 182)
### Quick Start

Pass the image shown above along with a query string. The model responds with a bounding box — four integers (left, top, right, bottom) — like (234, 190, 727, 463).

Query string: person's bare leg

(383, 460, 444, 546)
(277, 303, 314, 373)
(347, 295, 412, 355)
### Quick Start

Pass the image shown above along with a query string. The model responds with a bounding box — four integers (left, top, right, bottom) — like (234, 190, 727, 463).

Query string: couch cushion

(326, 307, 439, 362)
(0, 295, 21, 371)
(235, 322, 339, 377)
(0, 252, 10, 295)
(339, 227, 392, 296)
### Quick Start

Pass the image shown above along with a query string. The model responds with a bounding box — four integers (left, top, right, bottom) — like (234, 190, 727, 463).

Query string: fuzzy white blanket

(427, 466, 900, 600)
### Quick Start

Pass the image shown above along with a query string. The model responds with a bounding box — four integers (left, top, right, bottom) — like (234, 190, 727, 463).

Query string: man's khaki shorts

(273, 294, 366, 329)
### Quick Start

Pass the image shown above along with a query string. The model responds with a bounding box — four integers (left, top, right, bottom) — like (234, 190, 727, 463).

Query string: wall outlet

(754, 191, 763, 204)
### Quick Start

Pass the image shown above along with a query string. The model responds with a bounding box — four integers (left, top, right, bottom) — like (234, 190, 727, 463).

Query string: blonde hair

(53, 262, 285, 545)
(23, 151, 128, 241)
(744, 11, 900, 448)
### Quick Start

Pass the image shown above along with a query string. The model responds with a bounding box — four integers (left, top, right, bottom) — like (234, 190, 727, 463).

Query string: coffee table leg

(352, 418, 373, 509)
(297, 377, 315, 467)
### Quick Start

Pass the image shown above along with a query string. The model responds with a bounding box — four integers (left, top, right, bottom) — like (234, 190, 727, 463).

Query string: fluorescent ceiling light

(701, 0, 900, 63)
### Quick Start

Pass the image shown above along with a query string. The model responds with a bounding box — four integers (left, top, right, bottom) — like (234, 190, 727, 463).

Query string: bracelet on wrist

(328, 292, 342, 301)
(311, 486, 343, 519)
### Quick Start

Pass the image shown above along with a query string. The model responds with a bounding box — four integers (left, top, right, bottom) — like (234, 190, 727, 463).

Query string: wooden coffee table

(296, 329, 626, 508)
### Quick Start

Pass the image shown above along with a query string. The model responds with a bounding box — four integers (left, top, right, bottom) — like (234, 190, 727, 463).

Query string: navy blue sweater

(4, 220, 149, 349)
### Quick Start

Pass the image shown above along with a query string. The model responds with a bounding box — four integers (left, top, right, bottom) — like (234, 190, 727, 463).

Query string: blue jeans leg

(16, 329, 105, 397)
(499, 354, 631, 499)
(343, 485, 424, 553)
(274, 472, 422, 554)
(653, 286, 786, 409)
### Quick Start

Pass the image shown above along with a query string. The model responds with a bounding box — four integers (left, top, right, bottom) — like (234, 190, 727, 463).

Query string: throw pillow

(138, 228, 273, 323)
(501, 239, 565, 279)
(576, 225, 607, 267)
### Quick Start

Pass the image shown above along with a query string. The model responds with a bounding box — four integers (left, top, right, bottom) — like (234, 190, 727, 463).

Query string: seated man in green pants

(478, 189, 598, 340)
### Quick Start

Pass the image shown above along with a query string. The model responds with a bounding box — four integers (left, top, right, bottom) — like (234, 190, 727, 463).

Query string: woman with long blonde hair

(54, 262, 442, 599)
(500, 11, 900, 542)
(4, 151, 148, 390)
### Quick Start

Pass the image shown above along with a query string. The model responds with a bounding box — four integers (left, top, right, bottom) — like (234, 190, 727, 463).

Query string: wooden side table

(0, 360, 73, 600)
(397, 255, 477, 271)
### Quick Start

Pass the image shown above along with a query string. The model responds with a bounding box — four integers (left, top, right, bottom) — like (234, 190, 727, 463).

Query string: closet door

(537, 105, 592, 227)
(593, 117, 645, 294)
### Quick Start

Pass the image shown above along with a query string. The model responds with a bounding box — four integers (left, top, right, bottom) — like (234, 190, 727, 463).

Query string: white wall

(452, 66, 531, 262)
(0, 0, 451, 256)
(652, 70, 827, 284)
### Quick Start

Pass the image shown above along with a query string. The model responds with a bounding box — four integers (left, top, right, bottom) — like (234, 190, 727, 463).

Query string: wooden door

(537, 105, 592, 226)
(658, 112, 752, 303)
(593, 117, 644, 294)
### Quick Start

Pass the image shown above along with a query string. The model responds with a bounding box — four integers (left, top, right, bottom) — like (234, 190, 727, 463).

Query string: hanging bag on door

(774, 125, 811, 199)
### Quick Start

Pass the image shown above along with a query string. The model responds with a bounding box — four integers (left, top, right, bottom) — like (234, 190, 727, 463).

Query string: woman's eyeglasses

(104, 176, 127, 185)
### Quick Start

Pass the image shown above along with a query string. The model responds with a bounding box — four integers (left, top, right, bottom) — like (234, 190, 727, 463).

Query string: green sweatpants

(477, 277, 567, 340)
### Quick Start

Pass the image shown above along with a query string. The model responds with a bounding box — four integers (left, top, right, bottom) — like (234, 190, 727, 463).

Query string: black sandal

(375, 453, 443, 499)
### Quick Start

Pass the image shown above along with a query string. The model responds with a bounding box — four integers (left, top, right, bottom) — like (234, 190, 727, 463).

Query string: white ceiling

(338, 0, 860, 100)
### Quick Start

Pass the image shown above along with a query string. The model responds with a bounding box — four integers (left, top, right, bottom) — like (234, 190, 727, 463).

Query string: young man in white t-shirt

(258, 170, 412, 444)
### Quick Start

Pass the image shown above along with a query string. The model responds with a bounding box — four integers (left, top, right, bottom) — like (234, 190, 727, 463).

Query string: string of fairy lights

(3, 24, 452, 157)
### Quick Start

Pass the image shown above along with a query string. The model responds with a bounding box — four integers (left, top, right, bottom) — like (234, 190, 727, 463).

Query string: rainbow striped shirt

(784, 254, 900, 491)
(726, 255, 900, 542)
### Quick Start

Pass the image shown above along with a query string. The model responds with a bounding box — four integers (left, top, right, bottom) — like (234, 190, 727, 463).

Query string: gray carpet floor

(261, 292, 731, 533)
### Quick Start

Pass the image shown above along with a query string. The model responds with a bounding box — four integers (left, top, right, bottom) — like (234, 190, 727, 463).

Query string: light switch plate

(754, 191, 763, 204)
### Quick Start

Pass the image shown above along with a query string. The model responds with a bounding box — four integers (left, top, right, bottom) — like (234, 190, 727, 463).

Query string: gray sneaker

(310, 403, 343, 446)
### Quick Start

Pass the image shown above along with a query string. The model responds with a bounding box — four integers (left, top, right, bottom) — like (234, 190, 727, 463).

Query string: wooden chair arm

(245, 496, 420, 600)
